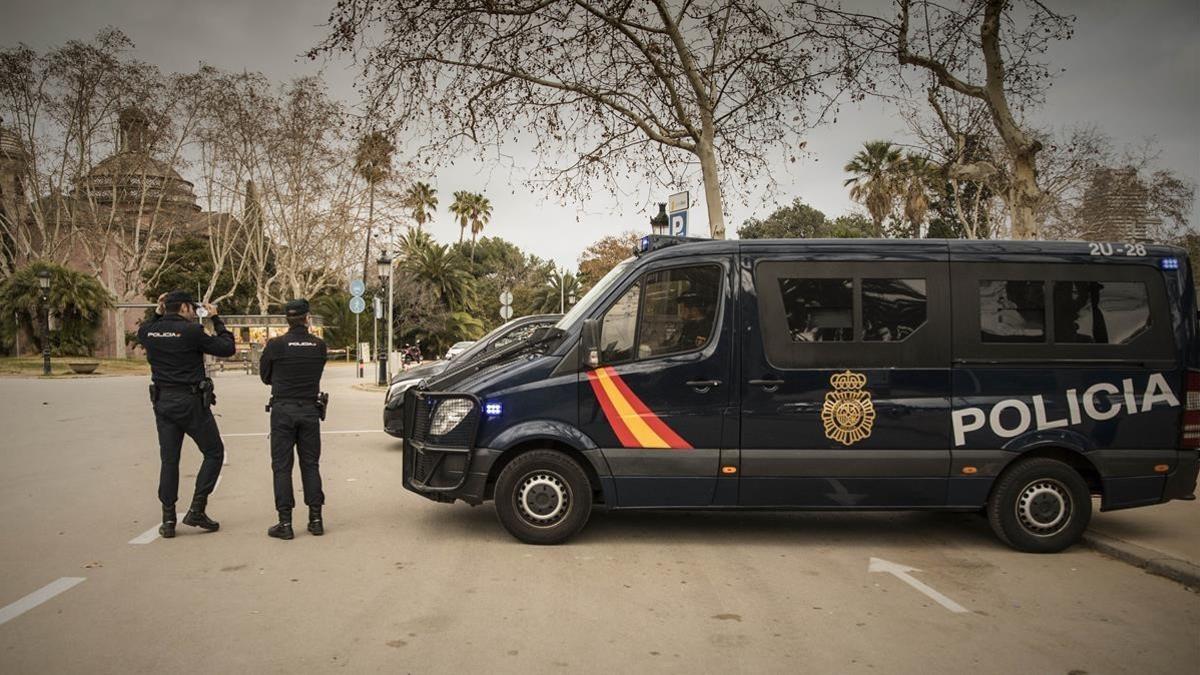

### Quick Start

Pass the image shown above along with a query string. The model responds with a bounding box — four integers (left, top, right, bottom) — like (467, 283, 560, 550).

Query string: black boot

(307, 506, 324, 536)
(182, 496, 220, 532)
(159, 506, 176, 539)
(268, 510, 294, 540)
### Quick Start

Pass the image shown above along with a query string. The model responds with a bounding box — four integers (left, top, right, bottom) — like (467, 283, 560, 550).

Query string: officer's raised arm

(194, 307, 236, 358)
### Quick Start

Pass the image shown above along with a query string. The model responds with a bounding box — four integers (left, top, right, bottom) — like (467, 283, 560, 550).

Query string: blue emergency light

(1161, 257, 1180, 270)
(484, 401, 503, 417)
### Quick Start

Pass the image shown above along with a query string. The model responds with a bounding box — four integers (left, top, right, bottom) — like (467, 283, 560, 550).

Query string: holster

(149, 384, 159, 403)
(317, 392, 329, 421)
(198, 378, 216, 407)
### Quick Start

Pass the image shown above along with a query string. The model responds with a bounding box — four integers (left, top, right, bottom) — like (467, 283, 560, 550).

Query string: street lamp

(376, 254, 392, 386)
(35, 269, 51, 376)
(650, 203, 669, 236)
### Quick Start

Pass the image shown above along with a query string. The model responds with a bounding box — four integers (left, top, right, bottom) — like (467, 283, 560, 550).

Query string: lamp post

(376, 254, 392, 386)
(650, 203, 669, 235)
(35, 269, 51, 375)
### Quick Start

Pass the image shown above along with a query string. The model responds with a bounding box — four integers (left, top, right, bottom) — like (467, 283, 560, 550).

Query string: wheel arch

(991, 444, 1105, 500)
(485, 437, 612, 505)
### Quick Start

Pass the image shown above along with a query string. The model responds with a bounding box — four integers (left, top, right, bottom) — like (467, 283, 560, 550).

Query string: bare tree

(894, 0, 1074, 239)
(313, 1, 859, 239)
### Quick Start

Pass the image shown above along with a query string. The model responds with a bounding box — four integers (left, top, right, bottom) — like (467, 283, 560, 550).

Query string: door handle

(748, 378, 784, 392)
(686, 379, 722, 392)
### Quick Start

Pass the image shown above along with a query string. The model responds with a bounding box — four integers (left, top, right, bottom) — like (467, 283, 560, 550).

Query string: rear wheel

(494, 450, 592, 545)
(987, 457, 1092, 553)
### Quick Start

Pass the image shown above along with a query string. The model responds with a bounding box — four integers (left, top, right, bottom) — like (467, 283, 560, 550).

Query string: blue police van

(402, 237, 1198, 552)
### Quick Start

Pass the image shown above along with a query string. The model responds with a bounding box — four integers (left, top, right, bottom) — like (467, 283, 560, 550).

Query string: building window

(980, 280, 1045, 343)
(862, 278, 927, 342)
(1053, 281, 1150, 344)
(778, 278, 853, 342)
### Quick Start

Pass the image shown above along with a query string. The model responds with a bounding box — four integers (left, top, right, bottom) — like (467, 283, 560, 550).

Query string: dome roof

(75, 107, 199, 213)
(0, 124, 27, 161)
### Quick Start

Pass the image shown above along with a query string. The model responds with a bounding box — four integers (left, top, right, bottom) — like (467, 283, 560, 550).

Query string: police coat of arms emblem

(821, 370, 876, 446)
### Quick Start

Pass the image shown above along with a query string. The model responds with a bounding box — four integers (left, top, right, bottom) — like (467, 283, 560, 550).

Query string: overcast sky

(3, 0, 1197, 269)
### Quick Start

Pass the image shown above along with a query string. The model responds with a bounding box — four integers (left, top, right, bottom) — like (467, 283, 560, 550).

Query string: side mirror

(581, 318, 601, 369)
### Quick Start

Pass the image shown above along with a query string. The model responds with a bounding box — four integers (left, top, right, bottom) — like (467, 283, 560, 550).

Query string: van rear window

(980, 280, 1045, 343)
(1053, 281, 1149, 345)
(778, 278, 852, 342)
(863, 279, 927, 342)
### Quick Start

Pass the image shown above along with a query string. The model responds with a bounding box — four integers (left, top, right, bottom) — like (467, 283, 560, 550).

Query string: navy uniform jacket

(138, 313, 236, 385)
(260, 326, 327, 399)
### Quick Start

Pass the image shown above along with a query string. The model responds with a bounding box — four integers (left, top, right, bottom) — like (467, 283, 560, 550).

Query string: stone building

(1, 108, 230, 357)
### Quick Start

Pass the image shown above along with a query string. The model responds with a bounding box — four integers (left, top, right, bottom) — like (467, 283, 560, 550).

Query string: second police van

(402, 236, 1199, 552)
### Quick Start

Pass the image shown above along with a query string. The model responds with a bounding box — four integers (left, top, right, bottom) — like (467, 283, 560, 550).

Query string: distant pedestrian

(138, 291, 235, 538)
(259, 299, 328, 539)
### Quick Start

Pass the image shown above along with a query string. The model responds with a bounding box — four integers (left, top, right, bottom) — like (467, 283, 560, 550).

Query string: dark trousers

(154, 390, 224, 508)
(270, 401, 324, 511)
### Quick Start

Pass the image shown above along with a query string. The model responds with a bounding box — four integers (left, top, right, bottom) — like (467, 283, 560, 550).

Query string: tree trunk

(1008, 150, 1040, 239)
(362, 180, 376, 284)
(695, 134, 726, 240)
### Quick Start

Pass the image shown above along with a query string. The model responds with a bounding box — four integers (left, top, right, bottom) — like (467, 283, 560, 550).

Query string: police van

(402, 237, 1198, 552)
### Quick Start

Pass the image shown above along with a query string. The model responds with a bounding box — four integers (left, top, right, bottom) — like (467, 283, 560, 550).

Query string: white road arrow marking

(868, 557, 969, 614)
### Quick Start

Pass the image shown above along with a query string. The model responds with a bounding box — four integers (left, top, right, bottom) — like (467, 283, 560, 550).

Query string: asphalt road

(1, 364, 1197, 674)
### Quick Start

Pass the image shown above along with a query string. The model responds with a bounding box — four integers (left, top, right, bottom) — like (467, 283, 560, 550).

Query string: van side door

(579, 255, 735, 507)
(739, 253, 952, 507)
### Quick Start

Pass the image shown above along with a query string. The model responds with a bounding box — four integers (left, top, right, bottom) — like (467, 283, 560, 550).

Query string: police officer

(259, 299, 328, 540)
(138, 290, 235, 538)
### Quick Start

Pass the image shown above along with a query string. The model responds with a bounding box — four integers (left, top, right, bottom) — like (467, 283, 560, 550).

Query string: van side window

(600, 284, 640, 363)
(778, 278, 852, 342)
(980, 280, 1045, 343)
(637, 265, 722, 358)
(1053, 281, 1150, 344)
(862, 279, 927, 342)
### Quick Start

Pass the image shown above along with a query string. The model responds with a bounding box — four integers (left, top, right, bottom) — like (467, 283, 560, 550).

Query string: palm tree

(403, 181, 438, 232)
(354, 131, 395, 282)
(843, 141, 903, 237)
(467, 193, 493, 262)
(403, 240, 473, 311)
(899, 154, 937, 237)
(449, 190, 472, 244)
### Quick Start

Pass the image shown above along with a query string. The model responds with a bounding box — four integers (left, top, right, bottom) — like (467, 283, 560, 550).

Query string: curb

(1082, 531, 1200, 589)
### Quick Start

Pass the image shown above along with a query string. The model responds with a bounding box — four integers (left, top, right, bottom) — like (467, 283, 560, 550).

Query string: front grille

(413, 448, 439, 483)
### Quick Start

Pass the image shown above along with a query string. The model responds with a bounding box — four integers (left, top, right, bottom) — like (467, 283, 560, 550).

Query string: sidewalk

(1085, 499, 1200, 588)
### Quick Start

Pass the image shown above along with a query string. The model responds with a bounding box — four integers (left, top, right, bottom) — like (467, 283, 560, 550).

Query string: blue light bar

(640, 236, 650, 252)
(484, 401, 503, 416)
(1161, 257, 1180, 270)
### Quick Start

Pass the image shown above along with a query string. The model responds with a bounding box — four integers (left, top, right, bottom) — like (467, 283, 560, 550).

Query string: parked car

(401, 235, 1198, 552)
(444, 341, 475, 360)
(383, 314, 561, 437)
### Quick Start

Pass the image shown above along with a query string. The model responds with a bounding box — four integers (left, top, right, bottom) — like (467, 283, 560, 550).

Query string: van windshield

(555, 258, 634, 332)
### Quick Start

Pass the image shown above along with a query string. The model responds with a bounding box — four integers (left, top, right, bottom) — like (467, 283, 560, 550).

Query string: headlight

(387, 378, 419, 404)
(429, 398, 474, 436)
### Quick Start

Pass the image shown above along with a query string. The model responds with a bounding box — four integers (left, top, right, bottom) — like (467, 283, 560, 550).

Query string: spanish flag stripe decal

(603, 368, 693, 449)
(586, 371, 640, 448)
(587, 367, 692, 450)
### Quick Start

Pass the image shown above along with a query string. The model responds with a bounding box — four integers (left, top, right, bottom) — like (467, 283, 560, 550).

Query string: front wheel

(494, 450, 593, 545)
(987, 457, 1092, 553)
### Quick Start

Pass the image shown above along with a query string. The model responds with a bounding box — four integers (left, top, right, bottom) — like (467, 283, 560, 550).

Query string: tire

(987, 457, 1092, 553)
(494, 450, 593, 545)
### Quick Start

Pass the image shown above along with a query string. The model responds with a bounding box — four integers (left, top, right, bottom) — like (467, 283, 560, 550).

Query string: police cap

(163, 290, 198, 307)
(285, 298, 310, 317)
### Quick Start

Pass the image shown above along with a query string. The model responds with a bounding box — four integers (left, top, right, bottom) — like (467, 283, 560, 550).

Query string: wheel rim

(1015, 478, 1073, 537)
(515, 471, 571, 528)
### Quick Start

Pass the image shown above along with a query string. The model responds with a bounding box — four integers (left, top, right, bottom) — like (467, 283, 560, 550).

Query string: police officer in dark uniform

(138, 290, 236, 538)
(259, 299, 328, 540)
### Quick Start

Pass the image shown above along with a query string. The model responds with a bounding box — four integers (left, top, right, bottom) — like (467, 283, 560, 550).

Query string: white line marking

(214, 476, 222, 493)
(0, 577, 86, 625)
(221, 429, 385, 438)
(868, 557, 969, 614)
(128, 513, 183, 545)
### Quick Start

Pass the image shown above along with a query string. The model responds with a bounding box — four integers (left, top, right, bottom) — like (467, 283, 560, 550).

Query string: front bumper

(403, 445, 502, 506)
(383, 402, 404, 438)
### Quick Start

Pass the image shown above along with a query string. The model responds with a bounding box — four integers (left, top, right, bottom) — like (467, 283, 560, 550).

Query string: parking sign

(669, 210, 688, 236)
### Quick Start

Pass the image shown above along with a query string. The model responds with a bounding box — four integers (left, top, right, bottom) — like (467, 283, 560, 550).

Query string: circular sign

(350, 279, 366, 297)
(499, 305, 514, 320)
(499, 290, 513, 306)
(349, 296, 366, 314)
